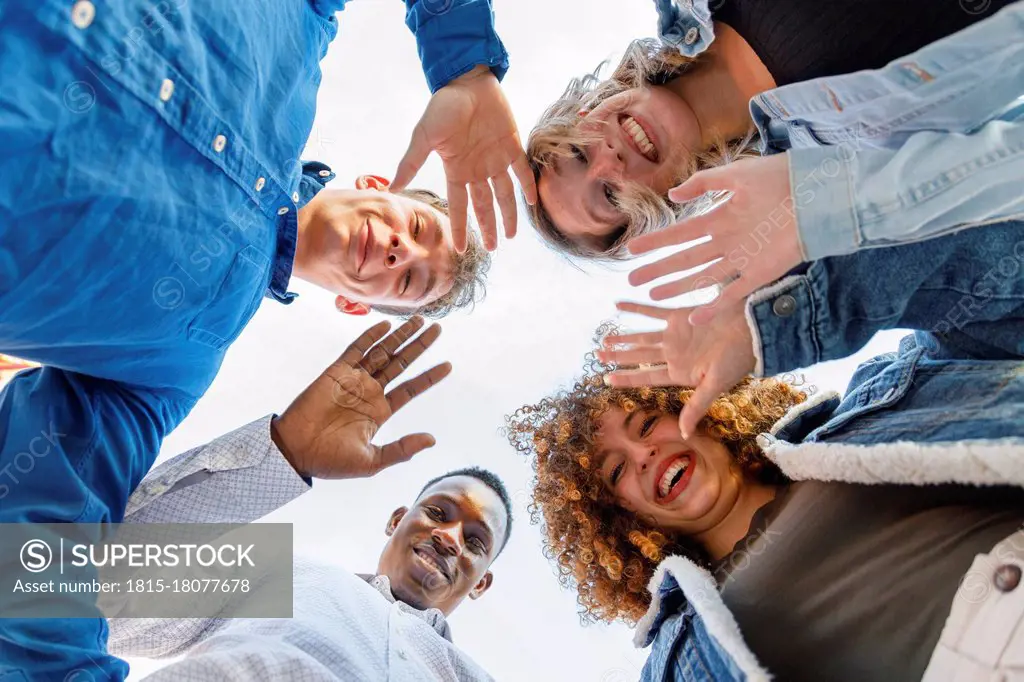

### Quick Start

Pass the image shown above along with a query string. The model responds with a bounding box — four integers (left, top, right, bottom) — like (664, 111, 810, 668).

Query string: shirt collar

(362, 573, 454, 641)
(267, 160, 337, 304)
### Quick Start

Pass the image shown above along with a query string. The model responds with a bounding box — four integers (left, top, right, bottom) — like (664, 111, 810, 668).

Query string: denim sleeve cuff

(789, 146, 861, 261)
(745, 274, 822, 377)
(406, 0, 509, 93)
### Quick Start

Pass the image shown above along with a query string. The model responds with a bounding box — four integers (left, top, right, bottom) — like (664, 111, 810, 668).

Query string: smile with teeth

(621, 115, 658, 162)
(658, 456, 691, 499)
(416, 548, 450, 582)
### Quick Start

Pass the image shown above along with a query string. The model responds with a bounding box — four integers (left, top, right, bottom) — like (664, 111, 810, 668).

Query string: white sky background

(126, 1, 907, 679)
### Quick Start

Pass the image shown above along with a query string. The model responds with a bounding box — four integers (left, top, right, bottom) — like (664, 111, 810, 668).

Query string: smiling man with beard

(105, 318, 513, 681)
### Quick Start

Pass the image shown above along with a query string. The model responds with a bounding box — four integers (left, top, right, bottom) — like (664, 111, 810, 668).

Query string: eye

(603, 183, 619, 208)
(413, 216, 423, 241)
(469, 537, 487, 554)
(610, 461, 624, 486)
(401, 270, 412, 296)
(639, 415, 657, 438)
(569, 144, 588, 165)
(426, 506, 445, 521)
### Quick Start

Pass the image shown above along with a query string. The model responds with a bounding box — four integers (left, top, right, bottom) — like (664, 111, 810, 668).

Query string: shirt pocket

(187, 245, 269, 350)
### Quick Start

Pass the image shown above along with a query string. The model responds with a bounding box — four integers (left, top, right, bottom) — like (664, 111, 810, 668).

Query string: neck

(698, 479, 780, 561)
(292, 192, 329, 288)
(667, 21, 776, 146)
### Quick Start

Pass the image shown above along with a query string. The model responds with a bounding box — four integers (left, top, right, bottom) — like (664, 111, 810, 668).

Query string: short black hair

(417, 467, 514, 555)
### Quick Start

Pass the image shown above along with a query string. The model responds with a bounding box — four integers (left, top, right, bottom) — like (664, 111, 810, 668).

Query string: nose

(588, 135, 625, 180)
(627, 444, 658, 473)
(431, 525, 462, 556)
(385, 233, 415, 269)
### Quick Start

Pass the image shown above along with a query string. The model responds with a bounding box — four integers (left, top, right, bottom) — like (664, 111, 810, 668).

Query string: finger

(595, 346, 665, 367)
(688, 278, 757, 326)
(386, 361, 452, 413)
(376, 323, 443, 387)
(338, 321, 393, 367)
(616, 300, 674, 321)
(629, 242, 721, 286)
(491, 172, 518, 240)
(447, 182, 470, 253)
(627, 212, 718, 256)
(678, 372, 728, 439)
(650, 268, 736, 302)
(469, 180, 498, 250)
(604, 366, 675, 388)
(374, 433, 437, 473)
(667, 166, 730, 204)
(358, 316, 426, 375)
(391, 126, 430, 193)
(602, 330, 665, 348)
(511, 151, 538, 205)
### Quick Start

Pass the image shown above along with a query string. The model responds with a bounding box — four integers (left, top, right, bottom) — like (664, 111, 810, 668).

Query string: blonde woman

(526, 1, 1024, 321)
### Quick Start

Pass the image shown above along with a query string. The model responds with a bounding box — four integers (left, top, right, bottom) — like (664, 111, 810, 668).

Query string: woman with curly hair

(507, 331, 1024, 681)
(526, 1, 1022, 262)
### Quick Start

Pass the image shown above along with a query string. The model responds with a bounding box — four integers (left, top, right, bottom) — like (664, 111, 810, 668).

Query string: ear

(385, 506, 409, 537)
(468, 571, 493, 600)
(335, 295, 370, 316)
(355, 175, 392, 192)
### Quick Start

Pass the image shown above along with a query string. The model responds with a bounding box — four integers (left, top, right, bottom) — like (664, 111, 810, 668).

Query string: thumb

(678, 374, 723, 440)
(375, 432, 437, 472)
(392, 125, 431, 193)
(668, 168, 724, 204)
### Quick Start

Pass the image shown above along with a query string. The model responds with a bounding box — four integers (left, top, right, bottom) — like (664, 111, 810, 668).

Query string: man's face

(312, 179, 457, 314)
(377, 475, 508, 616)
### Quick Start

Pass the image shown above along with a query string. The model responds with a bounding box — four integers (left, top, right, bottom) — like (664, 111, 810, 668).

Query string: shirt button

(291, 191, 300, 203)
(255, 177, 266, 192)
(158, 78, 175, 102)
(684, 27, 700, 45)
(396, 650, 407, 660)
(318, 169, 331, 178)
(212, 134, 227, 153)
(772, 295, 797, 317)
(71, 0, 96, 29)
(994, 564, 1022, 592)
(277, 207, 290, 216)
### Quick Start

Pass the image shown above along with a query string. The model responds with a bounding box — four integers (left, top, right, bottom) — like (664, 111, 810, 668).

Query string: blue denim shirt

(0, 1, 505, 678)
(655, 0, 1024, 262)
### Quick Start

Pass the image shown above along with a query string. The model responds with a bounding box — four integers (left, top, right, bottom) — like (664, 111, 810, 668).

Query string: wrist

(270, 415, 307, 478)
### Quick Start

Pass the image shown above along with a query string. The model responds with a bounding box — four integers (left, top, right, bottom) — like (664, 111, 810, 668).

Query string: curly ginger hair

(506, 349, 805, 625)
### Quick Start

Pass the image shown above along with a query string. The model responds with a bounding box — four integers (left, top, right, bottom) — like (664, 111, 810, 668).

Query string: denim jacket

(654, 0, 1024, 262)
(637, 328, 1024, 682)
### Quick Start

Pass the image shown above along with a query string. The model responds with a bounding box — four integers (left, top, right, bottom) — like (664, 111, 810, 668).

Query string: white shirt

(108, 417, 493, 682)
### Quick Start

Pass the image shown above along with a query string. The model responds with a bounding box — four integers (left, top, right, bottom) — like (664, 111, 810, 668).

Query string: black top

(715, 481, 1024, 682)
(712, 0, 1016, 86)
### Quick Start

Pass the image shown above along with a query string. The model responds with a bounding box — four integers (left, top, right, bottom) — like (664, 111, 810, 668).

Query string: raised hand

(391, 65, 537, 253)
(597, 302, 755, 439)
(271, 317, 451, 480)
(626, 154, 804, 325)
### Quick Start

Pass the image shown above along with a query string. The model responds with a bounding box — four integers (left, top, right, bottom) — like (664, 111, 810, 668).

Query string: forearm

(125, 415, 310, 525)
(403, 0, 508, 92)
(747, 219, 1024, 375)
(791, 118, 1024, 262)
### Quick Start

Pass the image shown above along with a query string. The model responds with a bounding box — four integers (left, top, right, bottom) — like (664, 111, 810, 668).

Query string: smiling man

(103, 320, 512, 681)
(295, 164, 489, 318)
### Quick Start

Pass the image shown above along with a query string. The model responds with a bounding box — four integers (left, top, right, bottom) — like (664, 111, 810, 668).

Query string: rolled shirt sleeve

(403, 0, 509, 93)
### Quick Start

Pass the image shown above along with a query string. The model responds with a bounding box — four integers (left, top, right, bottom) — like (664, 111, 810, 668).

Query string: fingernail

(602, 374, 612, 386)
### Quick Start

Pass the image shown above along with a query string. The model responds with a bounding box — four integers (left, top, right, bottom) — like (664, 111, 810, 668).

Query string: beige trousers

(923, 528, 1024, 681)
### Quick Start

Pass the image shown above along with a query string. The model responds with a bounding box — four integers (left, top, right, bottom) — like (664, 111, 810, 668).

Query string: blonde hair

(526, 38, 759, 261)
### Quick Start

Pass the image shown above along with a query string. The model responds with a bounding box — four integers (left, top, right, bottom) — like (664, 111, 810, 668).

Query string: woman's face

(594, 407, 745, 537)
(536, 85, 701, 245)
